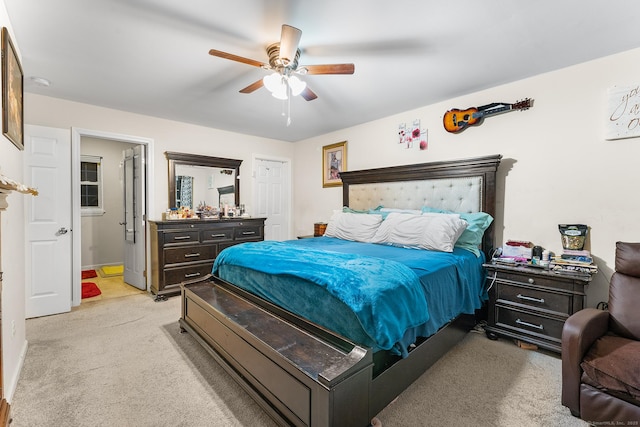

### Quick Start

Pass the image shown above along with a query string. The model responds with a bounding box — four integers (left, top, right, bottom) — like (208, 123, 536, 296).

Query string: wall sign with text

(606, 85, 640, 140)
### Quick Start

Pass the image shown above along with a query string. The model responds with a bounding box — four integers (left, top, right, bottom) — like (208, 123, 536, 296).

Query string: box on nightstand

(502, 241, 533, 259)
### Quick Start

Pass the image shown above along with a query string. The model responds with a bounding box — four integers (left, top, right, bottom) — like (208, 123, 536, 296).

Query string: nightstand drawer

(495, 306, 564, 342)
(164, 244, 217, 265)
(496, 271, 562, 289)
(496, 282, 572, 315)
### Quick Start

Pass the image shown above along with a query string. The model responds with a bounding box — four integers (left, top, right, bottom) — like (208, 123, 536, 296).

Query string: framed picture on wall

(2, 27, 24, 150)
(322, 141, 347, 188)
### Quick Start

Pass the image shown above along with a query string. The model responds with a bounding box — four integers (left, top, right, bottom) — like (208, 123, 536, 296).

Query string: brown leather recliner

(562, 241, 640, 424)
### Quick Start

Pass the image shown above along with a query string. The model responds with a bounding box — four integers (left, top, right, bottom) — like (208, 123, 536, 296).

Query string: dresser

(483, 263, 592, 353)
(149, 218, 265, 297)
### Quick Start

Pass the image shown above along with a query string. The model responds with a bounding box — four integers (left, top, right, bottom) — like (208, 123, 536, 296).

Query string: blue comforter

(213, 240, 429, 351)
(213, 237, 486, 356)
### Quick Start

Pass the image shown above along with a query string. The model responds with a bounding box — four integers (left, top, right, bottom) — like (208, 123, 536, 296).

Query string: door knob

(57, 227, 69, 235)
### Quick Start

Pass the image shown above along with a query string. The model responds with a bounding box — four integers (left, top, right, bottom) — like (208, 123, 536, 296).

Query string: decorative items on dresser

(483, 263, 593, 353)
(149, 218, 265, 300)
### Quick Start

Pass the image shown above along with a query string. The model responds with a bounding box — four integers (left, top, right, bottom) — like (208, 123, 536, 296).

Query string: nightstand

(483, 263, 593, 353)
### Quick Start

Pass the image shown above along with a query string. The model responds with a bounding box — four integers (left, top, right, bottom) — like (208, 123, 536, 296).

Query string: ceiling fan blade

(239, 79, 264, 94)
(303, 64, 355, 75)
(300, 86, 318, 101)
(279, 24, 302, 65)
(209, 49, 267, 68)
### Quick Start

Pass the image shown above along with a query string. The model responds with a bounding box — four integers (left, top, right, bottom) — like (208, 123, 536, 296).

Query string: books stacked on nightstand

(550, 249, 598, 275)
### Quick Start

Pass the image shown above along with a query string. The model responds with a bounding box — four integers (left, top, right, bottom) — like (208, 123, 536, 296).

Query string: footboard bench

(180, 275, 375, 427)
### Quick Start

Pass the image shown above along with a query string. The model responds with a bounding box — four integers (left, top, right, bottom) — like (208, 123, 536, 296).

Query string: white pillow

(370, 212, 468, 252)
(324, 211, 383, 242)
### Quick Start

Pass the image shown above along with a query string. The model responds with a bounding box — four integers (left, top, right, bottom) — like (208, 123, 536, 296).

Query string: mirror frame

(166, 151, 242, 209)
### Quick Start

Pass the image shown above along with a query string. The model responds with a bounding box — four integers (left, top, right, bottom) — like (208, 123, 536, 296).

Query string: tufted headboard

(339, 155, 502, 256)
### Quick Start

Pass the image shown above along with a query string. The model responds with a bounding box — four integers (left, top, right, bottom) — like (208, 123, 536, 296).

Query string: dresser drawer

(164, 263, 214, 288)
(201, 228, 234, 244)
(163, 230, 200, 245)
(495, 306, 564, 342)
(234, 226, 263, 241)
(496, 282, 572, 316)
(164, 244, 218, 265)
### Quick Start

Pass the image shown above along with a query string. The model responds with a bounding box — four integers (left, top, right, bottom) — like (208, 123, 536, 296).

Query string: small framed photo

(322, 141, 347, 188)
(2, 27, 24, 150)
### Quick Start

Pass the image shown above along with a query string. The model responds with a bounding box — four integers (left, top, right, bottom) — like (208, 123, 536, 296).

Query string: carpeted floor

(10, 294, 587, 426)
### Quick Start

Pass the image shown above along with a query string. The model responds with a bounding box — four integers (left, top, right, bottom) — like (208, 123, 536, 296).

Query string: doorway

(72, 128, 154, 308)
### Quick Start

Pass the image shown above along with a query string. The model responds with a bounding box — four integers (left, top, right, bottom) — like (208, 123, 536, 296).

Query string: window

(81, 155, 104, 216)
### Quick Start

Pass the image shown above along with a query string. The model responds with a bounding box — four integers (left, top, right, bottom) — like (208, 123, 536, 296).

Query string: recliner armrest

(561, 308, 610, 416)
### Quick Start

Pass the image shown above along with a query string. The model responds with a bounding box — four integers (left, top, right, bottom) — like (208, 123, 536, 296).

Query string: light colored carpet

(10, 294, 587, 426)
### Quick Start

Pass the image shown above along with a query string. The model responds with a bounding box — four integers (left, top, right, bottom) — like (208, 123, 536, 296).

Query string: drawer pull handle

(516, 318, 543, 330)
(242, 231, 256, 235)
(210, 233, 226, 238)
(516, 294, 545, 304)
(528, 278, 535, 284)
(184, 272, 201, 278)
(173, 236, 191, 240)
(184, 253, 201, 258)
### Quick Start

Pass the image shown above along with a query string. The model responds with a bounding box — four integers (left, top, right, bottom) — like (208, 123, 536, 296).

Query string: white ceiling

(5, 1, 640, 142)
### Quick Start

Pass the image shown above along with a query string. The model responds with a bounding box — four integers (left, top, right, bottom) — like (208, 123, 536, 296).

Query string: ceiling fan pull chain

(286, 84, 292, 126)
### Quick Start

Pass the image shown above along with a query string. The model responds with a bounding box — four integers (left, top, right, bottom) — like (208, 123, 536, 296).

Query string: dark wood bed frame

(179, 154, 502, 426)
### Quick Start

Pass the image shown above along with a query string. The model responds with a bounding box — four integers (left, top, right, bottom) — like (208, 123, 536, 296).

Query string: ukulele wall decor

(443, 98, 532, 133)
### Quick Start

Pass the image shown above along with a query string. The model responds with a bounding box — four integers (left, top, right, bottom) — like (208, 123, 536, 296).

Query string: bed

(179, 154, 502, 427)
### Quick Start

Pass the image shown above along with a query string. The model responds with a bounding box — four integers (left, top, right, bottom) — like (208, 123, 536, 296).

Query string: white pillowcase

(324, 211, 383, 242)
(370, 212, 468, 252)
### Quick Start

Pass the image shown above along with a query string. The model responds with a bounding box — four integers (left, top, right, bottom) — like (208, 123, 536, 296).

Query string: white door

(254, 159, 289, 240)
(123, 146, 146, 290)
(24, 125, 72, 318)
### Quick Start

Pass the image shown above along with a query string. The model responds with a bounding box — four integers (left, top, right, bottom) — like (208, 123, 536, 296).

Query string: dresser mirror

(166, 152, 242, 210)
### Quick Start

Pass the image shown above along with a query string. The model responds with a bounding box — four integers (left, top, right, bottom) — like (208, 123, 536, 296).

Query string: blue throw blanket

(213, 241, 430, 351)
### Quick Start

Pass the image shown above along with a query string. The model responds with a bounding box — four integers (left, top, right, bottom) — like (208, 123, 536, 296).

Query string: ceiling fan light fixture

(271, 85, 288, 100)
(288, 75, 307, 96)
(263, 73, 288, 99)
(263, 72, 283, 93)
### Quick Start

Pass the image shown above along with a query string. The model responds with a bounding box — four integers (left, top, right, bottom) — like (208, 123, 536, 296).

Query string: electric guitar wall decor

(443, 98, 533, 133)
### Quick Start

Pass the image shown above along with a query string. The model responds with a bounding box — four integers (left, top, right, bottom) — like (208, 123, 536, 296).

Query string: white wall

(294, 47, 640, 308)
(0, 0, 28, 403)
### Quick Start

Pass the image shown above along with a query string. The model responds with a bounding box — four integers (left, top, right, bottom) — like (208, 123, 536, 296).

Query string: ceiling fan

(209, 24, 355, 101)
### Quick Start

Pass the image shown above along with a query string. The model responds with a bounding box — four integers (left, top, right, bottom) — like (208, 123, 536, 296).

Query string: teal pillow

(422, 206, 493, 256)
(343, 205, 386, 216)
(342, 206, 370, 214)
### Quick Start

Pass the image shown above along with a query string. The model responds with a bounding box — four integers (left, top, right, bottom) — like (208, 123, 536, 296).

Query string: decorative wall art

(2, 27, 24, 150)
(443, 98, 532, 133)
(322, 141, 347, 188)
(398, 120, 428, 150)
(606, 85, 640, 140)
